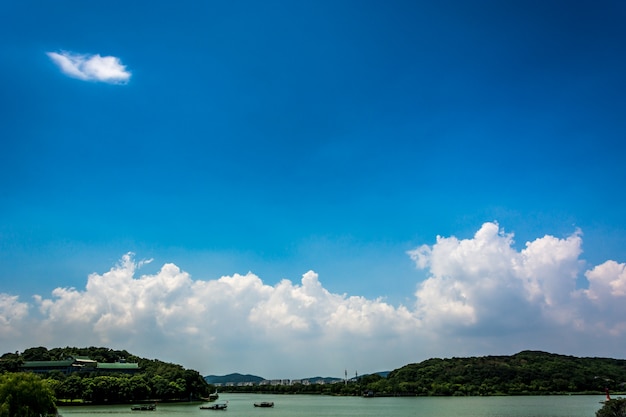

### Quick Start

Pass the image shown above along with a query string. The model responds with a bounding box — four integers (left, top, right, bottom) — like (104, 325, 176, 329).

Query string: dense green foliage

(222, 351, 626, 397)
(382, 351, 626, 396)
(0, 372, 57, 417)
(0, 346, 213, 404)
(597, 398, 626, 417)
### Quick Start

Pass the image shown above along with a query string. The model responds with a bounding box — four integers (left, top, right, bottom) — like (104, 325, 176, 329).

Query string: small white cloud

(0, 294, 29, 337)
(47, 51, 131, 84)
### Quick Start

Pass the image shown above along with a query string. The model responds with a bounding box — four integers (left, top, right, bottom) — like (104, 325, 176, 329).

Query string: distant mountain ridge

(204, 372, 389, 385)
(299, 376, 342, 384)
(204, 373, 264, 384)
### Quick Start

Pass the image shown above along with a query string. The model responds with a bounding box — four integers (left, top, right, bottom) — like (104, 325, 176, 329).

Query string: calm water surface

(58, 393, 604, 417)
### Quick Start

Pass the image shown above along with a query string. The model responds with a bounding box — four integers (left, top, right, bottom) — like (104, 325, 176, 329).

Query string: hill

(384, 350, 626, 396)
(0, 346, 213, 403)
(301, 376, 342, 384)
(205, 373, 265, 384)
(215, 351, 626, 397)
(204, 373, 343, 384)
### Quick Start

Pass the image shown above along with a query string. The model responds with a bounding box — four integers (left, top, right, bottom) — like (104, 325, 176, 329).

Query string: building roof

(22, 360, 75, 368)
(74, 357, 97, 364)
(97, 362, 140, 370)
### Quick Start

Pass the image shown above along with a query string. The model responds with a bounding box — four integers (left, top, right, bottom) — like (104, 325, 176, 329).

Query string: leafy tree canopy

(382, 351, 626, 396)
(0, 372, 57, 417)
(597, 398, 626, 417)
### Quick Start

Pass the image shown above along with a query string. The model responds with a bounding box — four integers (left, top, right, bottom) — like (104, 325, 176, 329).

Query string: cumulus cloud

(0, 294, 29, 338)
(576, 261, 626, 336)
(16, 254, 419, 377)
(408, 222, 585, 331)
(47, 51, 131, 84)
(2, 223, 626, 378)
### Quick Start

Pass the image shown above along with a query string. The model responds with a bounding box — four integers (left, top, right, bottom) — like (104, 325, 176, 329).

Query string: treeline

(222, 351, 626, 397)
(0, 346, 213, 404)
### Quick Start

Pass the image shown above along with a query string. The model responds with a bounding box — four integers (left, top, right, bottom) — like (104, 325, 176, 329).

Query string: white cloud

(47, 51, 131, 84)
(2, 223, 626, 378)
(576, 261, 626, 336)
(584, 261, 626, 300)
(0, 294, 29, 338)
(409, 223, 585, 333)
(15, 254, 422, 377)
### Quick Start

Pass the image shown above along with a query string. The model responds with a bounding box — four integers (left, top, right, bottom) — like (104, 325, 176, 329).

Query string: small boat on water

(131, 403, 156, 411)
(254, 401, 274, 407)
(200, 401, 228, 410)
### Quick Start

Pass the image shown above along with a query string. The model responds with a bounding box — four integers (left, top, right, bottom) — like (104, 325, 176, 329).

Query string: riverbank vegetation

(0, 372, 57, 417)
(597, 398, 626, 417)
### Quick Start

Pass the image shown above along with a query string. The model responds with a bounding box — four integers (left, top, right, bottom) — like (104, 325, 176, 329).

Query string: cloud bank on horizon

(47, 51, 131, 84)
(1, 222, 625, 379)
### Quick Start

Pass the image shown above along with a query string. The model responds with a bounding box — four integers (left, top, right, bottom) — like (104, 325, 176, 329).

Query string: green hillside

(382, 350, 626, 396)
(0, 346, 213, 404)
(204, 373, 265, 384)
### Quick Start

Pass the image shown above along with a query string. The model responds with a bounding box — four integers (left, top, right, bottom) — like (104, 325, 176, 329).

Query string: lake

(58, 393, 605, 417)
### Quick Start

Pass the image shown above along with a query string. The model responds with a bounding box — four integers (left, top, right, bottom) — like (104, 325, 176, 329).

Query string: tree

(57, 374, 84, 402)
(0, 373, 57, 417)
(597, 398, 626, 417)
(0, 352, 22, 373)
(129, 375, 151, 401)
(21, 347, 51, 361)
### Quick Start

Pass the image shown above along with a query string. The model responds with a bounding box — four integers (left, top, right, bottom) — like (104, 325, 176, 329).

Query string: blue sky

(2, 1, 626, 379)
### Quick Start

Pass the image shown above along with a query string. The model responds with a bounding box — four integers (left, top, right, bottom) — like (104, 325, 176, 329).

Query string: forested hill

(205, 373, 265, 384)
(2, 346, 140, 364)
(383, 350, 626, 396)
(0, 346, 213, 403)
(213, 351, 626, 397)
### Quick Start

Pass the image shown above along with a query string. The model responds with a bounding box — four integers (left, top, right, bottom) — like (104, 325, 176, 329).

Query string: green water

(58, 393, 604, 417)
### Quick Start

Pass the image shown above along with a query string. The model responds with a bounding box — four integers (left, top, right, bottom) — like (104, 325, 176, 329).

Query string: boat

(200, 401, 228, 410)
(254, 401, 274, 407)
(131, 403, 156, 411)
